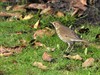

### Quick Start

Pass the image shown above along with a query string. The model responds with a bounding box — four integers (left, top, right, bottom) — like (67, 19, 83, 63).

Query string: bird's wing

(60, 25, 81, 40)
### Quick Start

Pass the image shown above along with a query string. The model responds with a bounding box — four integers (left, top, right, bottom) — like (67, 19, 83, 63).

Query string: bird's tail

(73, 39, 100, 49)
(71, 39, 87, 42)
(81, 40, 100, 49)
(72, 39, 89, 47)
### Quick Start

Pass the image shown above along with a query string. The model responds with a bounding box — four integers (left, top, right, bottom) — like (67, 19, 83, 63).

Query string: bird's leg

(66, 43, 71, 51)
(65, 42, 74, 54)
(64, 43, 71, 55)
(69, 42, 75, 52)
(70, 44, 74, 52)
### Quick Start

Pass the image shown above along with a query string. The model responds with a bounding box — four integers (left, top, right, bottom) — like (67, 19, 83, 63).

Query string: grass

(0, 14, 100, 75)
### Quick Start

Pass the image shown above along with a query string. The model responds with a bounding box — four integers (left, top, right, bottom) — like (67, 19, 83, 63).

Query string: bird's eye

(53, 23, 55, 25)
(53, 22, 56, 25)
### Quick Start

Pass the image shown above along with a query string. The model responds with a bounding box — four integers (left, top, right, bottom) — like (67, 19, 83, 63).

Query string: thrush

(51, 21, 85, 52)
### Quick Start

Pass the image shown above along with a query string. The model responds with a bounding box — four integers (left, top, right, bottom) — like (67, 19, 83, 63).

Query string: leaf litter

(33, 27, 55, 39)
(33, 62, 47, 70)
(0, 46, 23, 57)
(63, 54, 83, 60)
(42, 52, 53, 62)
(82, 58, 95, 68)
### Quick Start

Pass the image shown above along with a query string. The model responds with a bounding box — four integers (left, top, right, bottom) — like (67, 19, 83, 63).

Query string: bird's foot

(64, 48, 75, 55)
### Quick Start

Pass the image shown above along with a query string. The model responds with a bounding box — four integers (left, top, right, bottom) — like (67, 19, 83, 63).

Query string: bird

(51, 21, 86, 52)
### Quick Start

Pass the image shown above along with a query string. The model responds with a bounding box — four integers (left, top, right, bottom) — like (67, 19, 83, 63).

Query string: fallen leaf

(82, 58, 94, 68)
(63, 54, 82, 60)
(12, 5, 26, 12)
(33, 62, 47, 70)
(71, 0, 87, 11)
(42, 52, 53, 62)
(22, 14, 33, 20)
(56, 11, 64, 17)
(12, 46, 23, 53)
(71, 0, 87, 16)
(0, 46, 13, 56)
(6, 6, 12, 11)
(40, 6, 53, 15)
(26, 3, 48, 10)
(80, 0, 87, 5)
(34, 41, 45, 47)
(33, 30, 44, 39)
(0, 46, 23, 57)
(33, 20, 40, 29)
(0, 52, 13, 57)
(33, 27, 55, 39)
(0, 12, 22, 19)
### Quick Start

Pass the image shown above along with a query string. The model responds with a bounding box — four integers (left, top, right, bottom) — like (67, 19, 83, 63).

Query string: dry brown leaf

(12, 5, 26, 12)
(6, 6, 12, 11)
(40, 6, 53, 15)
(33, 27, 55, 39)
(0, 46, 6, 53)
(34, 20, 40, 29)
(71, 0, 87, 10)
(0, 12, 22, 19)
(82, 58, 94, 68)
(42, 52, 53, 62)
(56, 11, 64, 17)
(34, 42, 45, 47)
(0, 52, 13, 57)
(12, 46, 22, 53)
(80, 0, 87, 5)
(0, 46, 13, 56)
(0, 46, 22, 57)
(22, 14, 33, 20)
(27, 3, 48, 10)
(33, 30, 44, 39)
(63, 54, 82, 60)
(33, 62, 47, 70)
(71, 0, 87, 16)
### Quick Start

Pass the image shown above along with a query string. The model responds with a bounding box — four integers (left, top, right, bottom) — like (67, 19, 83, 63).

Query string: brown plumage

(51, 21, 85, 52)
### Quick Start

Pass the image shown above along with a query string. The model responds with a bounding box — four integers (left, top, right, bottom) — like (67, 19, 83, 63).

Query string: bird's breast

(56, 30, 67, 42)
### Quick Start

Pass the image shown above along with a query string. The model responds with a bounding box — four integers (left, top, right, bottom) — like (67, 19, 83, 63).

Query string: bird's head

(51, 21, 61, 29)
